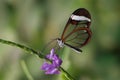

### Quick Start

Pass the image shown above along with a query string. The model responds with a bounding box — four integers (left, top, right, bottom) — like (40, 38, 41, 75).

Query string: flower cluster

(41, 48, 62, 74)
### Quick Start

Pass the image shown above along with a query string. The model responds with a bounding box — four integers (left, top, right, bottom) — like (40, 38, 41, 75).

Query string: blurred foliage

(0, 0, 120, 80)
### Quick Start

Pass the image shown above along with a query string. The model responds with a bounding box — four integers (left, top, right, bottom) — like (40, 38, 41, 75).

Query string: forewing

(61, 8, 91, 41)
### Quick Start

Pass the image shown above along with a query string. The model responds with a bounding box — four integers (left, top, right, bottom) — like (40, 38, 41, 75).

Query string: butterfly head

(57, 38, 64, 48)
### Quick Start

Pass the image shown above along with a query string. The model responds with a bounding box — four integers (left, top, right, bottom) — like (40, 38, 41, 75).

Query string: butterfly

(56, 8, 92, 53)
(43, 8, 92, 53)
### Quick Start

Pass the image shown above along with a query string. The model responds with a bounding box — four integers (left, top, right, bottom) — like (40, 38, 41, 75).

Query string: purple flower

(41, 48, 62, 74)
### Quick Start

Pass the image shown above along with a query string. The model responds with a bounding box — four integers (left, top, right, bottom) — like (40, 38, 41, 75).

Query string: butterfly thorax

(57, 38, 64, 48)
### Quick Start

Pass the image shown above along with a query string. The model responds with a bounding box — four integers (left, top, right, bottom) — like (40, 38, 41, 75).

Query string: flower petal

(41, 62, 51, 71)
(53, 59, 62, 67)
(41, 48, 62, 74)
(46, 48, 55, 60)
(45, 68, 60, 74)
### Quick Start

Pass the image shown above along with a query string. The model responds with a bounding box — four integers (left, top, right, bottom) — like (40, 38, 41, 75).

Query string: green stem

(60, 67, 75, 80)
(21, 60, 34, 80)
(0, 39, 44, 58)
(0, 39, 75, 80)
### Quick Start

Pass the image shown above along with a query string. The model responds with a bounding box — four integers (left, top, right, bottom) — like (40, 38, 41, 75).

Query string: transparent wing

(64, 26, 91, 48)
(41, 39, 60, 54)
(61, 8, 91, 41)
(61, 20, 90, 40)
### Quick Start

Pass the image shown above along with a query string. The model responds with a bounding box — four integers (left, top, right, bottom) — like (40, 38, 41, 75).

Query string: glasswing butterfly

(43, 8, 92, 53)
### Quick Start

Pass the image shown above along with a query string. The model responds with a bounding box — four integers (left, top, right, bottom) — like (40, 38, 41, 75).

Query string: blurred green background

(0, 0, 120, 80)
